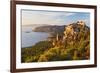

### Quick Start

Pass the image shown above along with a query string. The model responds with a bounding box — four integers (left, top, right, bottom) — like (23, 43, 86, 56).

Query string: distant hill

(33, 25, 65, 34)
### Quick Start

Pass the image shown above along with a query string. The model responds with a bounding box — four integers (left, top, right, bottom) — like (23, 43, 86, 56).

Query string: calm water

(22, 26, 49, 48)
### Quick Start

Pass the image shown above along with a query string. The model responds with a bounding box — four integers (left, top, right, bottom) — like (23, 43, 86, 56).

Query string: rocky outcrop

(51, 21, 90, 48)
(63, 21, 89, 40)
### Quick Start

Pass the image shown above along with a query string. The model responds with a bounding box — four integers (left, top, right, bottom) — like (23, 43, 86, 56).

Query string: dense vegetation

(21, 21, 90, 63)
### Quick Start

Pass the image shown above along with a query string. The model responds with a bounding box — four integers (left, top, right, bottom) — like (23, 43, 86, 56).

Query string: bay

(22, 26, 49, 48)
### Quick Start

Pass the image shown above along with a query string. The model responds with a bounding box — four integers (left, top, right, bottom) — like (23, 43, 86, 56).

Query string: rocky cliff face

(63, 21, 89, 41)
(53, 21, 90, 52)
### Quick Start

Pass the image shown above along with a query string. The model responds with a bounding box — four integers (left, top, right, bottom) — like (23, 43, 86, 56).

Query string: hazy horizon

(22, 10, 90, 27)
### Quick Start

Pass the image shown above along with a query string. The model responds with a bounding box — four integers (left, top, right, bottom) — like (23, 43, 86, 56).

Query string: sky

(22, 9, 90, 26)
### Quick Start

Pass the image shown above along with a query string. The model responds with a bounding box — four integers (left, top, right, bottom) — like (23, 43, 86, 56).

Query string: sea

(22, 26, 49, 48)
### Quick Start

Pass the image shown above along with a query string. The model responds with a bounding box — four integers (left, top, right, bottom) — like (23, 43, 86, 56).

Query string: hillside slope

(22, 21, 90, 63)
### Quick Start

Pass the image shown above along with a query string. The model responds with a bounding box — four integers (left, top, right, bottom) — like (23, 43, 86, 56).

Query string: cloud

(22, 10, 89, 26)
